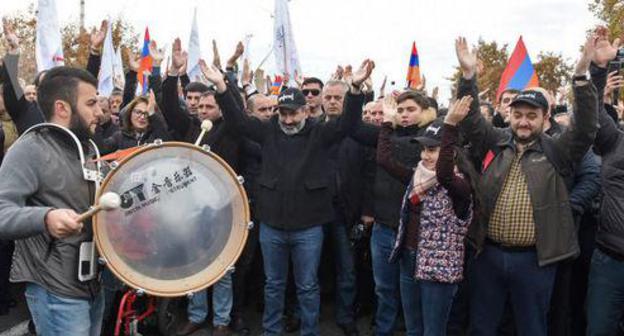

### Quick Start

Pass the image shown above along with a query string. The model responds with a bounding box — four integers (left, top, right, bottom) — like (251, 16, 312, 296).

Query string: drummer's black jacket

(161, 76, 242, 171)
(217, 87, 364, 231)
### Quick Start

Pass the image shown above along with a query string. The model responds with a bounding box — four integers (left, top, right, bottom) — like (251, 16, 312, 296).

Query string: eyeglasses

(302, 89, 321, 97)
(501, 97, 513, 104)
(132, 109, 149, 118)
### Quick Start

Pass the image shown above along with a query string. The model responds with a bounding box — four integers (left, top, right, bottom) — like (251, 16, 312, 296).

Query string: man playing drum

(0, 67, 105, 336)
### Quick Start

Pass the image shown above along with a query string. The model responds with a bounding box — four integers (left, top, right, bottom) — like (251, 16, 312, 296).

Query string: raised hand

(576, 33, 598, 76)
(352, 59, 375, 88)
(415, 75, 426, 91)
(294, 70, 304, 88)
(382, 95, 397, 126)
(90, 20, 108, 52)
(170, 38, 188, 76)
(593, 26, 621, 68)
(125, 47, 140, 72)
(455, 37, 478, 79)
(227, 41, 244, 68)
(432, 86, 439, 101)
(254, 68, 266, 93)
(604, 70, 624, 102)
(242, 58, 252, 86)
(199, 59, 226, 93)
(149, 40, 165, 67)
(379, 75, 388, 97)
(212, 39, 222, 70)
(331, 65, 344, 81)
(444, 95, 474, 126)
(343, 65, 354, 83)
(2, 18, 20, 54)
(147, 89, 157, 116)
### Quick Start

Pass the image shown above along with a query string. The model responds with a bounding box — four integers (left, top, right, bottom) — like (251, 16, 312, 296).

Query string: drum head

(94, 142, 249, 297)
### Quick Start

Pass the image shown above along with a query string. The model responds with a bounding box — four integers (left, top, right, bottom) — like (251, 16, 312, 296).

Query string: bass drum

(93, 142, 249, 297)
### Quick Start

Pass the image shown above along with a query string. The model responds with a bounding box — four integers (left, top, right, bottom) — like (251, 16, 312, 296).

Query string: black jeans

(0, 240, 14, 307)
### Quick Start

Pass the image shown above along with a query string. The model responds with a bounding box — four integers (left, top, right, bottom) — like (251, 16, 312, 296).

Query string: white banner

(187, 7, 204, 83)
(98, 20, 115, 96)
(113, 47, 125, 90)
(273, 0, 301, 87)
(35, 0, 64, 72)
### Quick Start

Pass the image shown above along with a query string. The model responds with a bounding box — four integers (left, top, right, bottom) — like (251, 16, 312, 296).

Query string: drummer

(200, 59, 373, 336)
(0, 67, 105, 335)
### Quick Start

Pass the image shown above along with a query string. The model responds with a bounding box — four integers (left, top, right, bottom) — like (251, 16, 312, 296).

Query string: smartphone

(608, 60, 623, 105)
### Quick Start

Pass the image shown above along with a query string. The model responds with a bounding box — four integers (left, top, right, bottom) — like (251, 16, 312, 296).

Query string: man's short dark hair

(200, 90, 216, 99)
(184, 82, 211, 96)
(110, 88, 123, 97)
(498, 88, 521, 103)
(37, 66, 98, 121)
(396, 90, 430, 110)
(302, 77, 324, 90)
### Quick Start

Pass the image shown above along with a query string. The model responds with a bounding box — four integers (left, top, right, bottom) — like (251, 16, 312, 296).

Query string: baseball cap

(413, 119, 444, 147)
(277, 88, 307, 111)
(509, 90, 549, 112)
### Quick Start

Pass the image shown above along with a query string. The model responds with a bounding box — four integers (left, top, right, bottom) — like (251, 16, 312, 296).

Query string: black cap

(509, 90, 549, 112)
(413, 119, 444, 147)
(277, 88, 307, 111)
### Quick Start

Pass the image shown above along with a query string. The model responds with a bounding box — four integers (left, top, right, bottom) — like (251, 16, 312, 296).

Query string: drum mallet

(76, 192, 122, 223)
(194, 120, 214, 146)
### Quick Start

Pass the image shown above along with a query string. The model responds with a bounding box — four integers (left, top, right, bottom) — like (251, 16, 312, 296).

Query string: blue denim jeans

(324, 209, 357, 326)
(25, 282, 105, 336)
(187, 270, 233, 326)
(260, 223, 324, 336)
(586, 248, 624, 336)
(469, 243, 557, 336)
(420, 280, 458, 336)
(371, 223, 421, 336)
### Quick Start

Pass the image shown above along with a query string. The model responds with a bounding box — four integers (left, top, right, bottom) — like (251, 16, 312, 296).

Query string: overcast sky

(2, 0, 599, 103)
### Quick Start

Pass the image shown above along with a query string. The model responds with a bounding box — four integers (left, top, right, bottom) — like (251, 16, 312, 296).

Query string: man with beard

(201, 58, 372, 336)
(453, 35, 598, 336)
(0, 66, 105, 335)
(96, 96, 119, 139)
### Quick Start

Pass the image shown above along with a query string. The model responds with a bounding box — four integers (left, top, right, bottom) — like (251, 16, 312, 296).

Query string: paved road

(0, 285, 389, 336)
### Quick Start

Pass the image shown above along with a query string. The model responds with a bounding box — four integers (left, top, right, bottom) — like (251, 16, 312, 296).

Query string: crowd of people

(0, 16, 623, 336)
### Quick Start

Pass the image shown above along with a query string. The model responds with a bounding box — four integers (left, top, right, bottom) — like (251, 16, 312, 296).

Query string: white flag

(36, 0, 64, 72)
(187, 7, 203, 83)
(273, 0, 301, 87)
(98, 20, 115, 96)
(113, 47, 125, 90)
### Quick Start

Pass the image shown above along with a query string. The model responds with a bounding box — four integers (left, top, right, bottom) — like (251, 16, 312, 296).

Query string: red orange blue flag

(271, 75, 283, 95)
(406, 42, 421, 89)
(496, 36, 539, 100)
(137, 27, 153, 96)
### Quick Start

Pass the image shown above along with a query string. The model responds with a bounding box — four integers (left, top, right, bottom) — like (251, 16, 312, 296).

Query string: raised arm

(438, 96, 474, 220)
(376, 122, 412, 184)
(553, 34, 599, 164)
(455, 37, 506, 160)
(161, 39, 194, 139)
(85, 20, 107, 79)
(200, 59, 269, 143)
(1, 19, 45, 133)
(589, 27, 624, 155)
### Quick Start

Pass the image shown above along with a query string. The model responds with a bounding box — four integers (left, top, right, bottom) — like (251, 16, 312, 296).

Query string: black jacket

(1, 54, 44, 134)
(94, 113, 170, 154)
(161, 76, 242, 171)
(216, 87, 364, 231)
(326, 136, 372, 228)
(351, 122, 430, 229)
(591, 64, 624, 258)
(458, 76, 598, 266)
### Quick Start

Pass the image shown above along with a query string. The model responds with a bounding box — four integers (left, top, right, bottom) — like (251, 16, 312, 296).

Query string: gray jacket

(458, 77, 598, 266)
(0, 126, 100, 299)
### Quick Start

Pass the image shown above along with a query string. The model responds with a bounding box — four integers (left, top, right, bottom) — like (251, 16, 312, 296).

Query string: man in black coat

(200, 57, 372, 336)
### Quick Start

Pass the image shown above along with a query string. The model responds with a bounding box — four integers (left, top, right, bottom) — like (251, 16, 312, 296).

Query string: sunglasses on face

(302, 89, 321, 97)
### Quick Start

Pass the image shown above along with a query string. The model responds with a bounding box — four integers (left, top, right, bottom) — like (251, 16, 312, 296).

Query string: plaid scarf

(408, 161, 438, 205)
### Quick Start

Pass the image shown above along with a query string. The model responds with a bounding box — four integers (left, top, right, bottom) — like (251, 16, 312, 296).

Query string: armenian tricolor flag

(271, 75, 283, 95)
(406, 42, 421, 89)
(496, 36, 539, 100)
(137, 27, 153, 96)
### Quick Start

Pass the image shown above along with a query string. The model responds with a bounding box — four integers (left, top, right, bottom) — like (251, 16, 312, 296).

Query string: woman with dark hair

(378, 96, 479, 336)
(95, 91, 170, 153)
